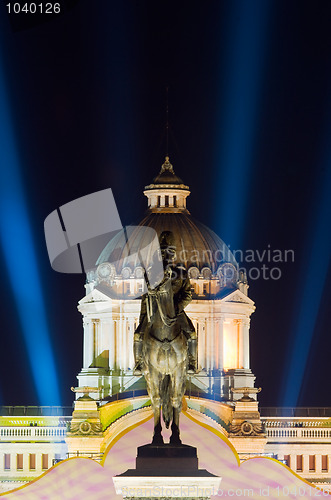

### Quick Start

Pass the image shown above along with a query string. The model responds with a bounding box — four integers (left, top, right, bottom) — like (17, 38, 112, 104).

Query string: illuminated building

(77, 156, 256, 401)
(0, 407, 70, 491)
(0, 158, 331, 493)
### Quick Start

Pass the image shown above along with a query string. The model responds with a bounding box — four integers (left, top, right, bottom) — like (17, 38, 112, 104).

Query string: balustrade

(0, 426, 66, 440)
(264, 423, 331, 440)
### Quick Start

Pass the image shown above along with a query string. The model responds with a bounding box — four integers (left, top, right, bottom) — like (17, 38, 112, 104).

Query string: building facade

(1, 158, 330, 493)
(0, 407, 70, 492)
(77, 157, 256, 401)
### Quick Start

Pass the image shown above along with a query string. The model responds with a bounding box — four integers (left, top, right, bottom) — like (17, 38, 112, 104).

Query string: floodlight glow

(213, 1, 271, 249)
(282, 138, 331, 406)
(0, 55, 61, 405)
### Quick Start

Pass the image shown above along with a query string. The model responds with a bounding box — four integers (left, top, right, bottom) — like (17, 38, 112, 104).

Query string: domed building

(2, 159, 331, 493)
(76, 157, 257, 401)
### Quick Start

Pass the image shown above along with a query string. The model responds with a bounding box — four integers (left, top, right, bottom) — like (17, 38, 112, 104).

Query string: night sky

(0, 0, 330, 409)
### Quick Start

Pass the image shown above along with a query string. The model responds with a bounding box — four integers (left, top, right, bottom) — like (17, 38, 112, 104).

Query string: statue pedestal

(113, 444, 221, 499)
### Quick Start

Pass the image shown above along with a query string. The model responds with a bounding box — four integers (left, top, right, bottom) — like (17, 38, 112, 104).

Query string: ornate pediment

(221, 289, 255, 306)
(78, 289, 111, 314)
(78, 288, 110, 307)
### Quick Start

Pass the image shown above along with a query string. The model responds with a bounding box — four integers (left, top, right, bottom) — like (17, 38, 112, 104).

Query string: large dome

(96, 158, 238, 279)
(97, 212, 236, 276)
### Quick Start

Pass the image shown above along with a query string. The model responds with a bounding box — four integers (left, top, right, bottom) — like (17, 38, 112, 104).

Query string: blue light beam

(281, 124, 331, 407)
(0, 56, 61, 406)
(213, 0, 272, 249)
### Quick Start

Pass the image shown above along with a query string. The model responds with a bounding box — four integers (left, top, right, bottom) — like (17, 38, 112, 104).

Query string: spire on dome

(143, 157, 190, 212)
(146, 157, 188, 188)
(160, 156, 174, 174)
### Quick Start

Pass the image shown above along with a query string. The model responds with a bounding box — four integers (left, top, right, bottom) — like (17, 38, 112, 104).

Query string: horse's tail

(161, 375, 172, 429)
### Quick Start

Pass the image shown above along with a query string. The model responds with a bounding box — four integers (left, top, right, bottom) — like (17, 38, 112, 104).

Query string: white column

(93, 319, 100, 366)
(204, 318, 209, 371)
(120, 315, 124, 371)
(178, 194, 184, 208)
(118, 308, 124, 371)
(122, 318, 127, 371)
(208, 318, 215, 371)
(129, 318, 134, 369)
(196, 321, 203, 371)
(83, 318, 93, 369)
(116, 309, 121, 371)
(243, 318, 250, 369)
(124, 318, 128, 370)
(97, 319, 102, 360)
(114, 319, 118, 370)
(213, 319, 219, 370)
(86, 318, 96, 368)
(218, 317, 224, 371)
(123, 318, 128, 371)
(190, 320, 201, 367)
(118, 314, 123, 370)
(102, 319, 110, 370)
(212, 317, 216, 371)
(109, 319, 115, 370)
(200, 320, 207, 370)
(205, 319, 208, 370)
(238, 319, 244, 369)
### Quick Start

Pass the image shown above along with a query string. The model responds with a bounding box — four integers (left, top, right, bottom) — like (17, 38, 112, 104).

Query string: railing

(265, 427, 331, 439)
(301, 429, 331, 437)
(0, 426, 67, 440)
(266, 428, 298, 438)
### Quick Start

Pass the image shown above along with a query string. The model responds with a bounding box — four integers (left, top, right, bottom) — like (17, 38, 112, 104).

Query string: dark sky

(0, 0, 330, 408)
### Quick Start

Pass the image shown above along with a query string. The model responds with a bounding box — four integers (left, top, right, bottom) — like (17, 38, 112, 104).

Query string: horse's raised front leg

(152, 400, 164, 445)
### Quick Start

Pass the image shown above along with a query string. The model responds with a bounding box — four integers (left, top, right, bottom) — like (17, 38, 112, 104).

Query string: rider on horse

(133, 230, 198, 376)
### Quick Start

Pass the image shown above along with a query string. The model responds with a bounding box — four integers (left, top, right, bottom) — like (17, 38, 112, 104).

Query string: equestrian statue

(133, 231, 198, 445)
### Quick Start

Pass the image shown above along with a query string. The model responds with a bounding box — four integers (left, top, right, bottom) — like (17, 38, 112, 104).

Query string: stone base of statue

(113, 444, 221, 499)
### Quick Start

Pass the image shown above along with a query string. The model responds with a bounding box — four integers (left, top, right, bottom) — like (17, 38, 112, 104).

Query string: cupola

(143, 156, 190, 212)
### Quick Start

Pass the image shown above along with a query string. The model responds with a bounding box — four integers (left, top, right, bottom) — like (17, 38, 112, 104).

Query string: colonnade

(80, 300, 252, 376)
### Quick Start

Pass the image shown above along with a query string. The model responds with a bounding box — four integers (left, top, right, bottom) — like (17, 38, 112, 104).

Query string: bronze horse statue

(134, 231, 197, 445)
